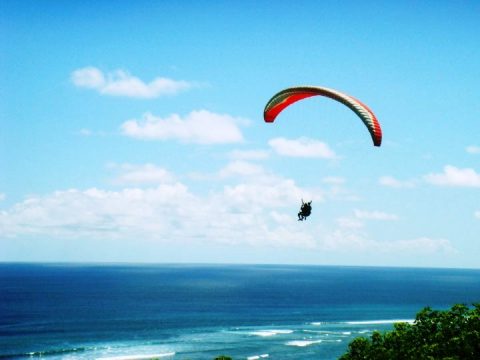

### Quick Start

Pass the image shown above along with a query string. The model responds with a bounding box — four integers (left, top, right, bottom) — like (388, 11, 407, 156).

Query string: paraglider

(264, 86, 382, 221)
(263, 86, 382, 147)
(298, 199, 312, 221)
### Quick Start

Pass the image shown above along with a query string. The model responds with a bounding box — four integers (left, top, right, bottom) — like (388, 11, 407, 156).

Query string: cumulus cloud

(71, 67, 193, 98)
(0, 181, 457, 256)
(379, 176, 416, 188)
(0, 173, 317, 248)
(424, 165, 480, 187)
(110, 163, 175, 185)
(0, 185, 193, 240)
(0, 159, 456, 257)
(223, 179, 307, 209)
(217, 161, 321, 208)
(466, 145, 480, 154)
(269, 137, 337, 159)
(474, 211, 480, 219)
(121, 110, 245, 144)
(72, 67, 105, 88)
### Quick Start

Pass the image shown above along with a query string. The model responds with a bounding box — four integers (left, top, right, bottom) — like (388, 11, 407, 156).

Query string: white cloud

(0, 180, 457, 257)
(322, 230, 455, 254)
(335, 209, 398, 232)
(0, 185, 193, 239)
(111, 163, 175, 185)
(474, 211, 480, 219)
(0, 173, 317, 249)
(228, 149, 270, 161)
(381, 237, 456, 254)
(223, 179, 308, 209)
(379, 176, 416, 188)
(466, 145, 480, 154)
(217, 161, 322, 208)
(0, 158, 456, 258)
(269, 137, 337, 159)
(424, 165, 480, 187)
(0, 193, 5, 201)
(71, 67, 192, 98)
(354, 209, 399, 221)
(72, 67, 105, 88)
(121, 110, 245, 144)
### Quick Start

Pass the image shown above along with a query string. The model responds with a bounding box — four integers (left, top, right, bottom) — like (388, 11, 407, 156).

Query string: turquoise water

(1, 264, 479, 359)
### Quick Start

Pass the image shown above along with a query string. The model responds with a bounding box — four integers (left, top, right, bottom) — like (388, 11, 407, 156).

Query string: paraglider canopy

(264, 86, 382, 147)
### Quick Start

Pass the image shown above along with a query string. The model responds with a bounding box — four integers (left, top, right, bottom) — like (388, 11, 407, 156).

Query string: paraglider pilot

(298, 199, 312, 221)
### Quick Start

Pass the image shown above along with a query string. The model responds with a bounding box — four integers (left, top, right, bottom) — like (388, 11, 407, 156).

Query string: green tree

(339, 304, 480, 360)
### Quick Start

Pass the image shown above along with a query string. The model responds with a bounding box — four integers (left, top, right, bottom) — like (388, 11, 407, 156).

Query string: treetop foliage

(339, 304, 480, 360)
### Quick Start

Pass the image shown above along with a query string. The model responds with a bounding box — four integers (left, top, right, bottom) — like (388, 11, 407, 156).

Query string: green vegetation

(211, 304, 479, 360)
(339, 304, 480, 360)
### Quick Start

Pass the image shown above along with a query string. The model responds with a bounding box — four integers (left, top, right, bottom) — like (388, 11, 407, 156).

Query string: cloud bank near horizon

(0, 165, 455, 257)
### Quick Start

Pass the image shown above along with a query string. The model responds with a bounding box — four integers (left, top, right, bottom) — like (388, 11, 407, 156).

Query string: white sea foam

(247, 354, 269, 359)
(345, 319, 414, 325)
(286, 340, 322, 347)
(249, 329, 293, 337)
(310, 322, 326, 326)
(304, 329, 350, 336)
(96, 353, 175, 360)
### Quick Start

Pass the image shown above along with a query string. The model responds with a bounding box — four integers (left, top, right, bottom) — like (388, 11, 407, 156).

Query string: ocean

(1, 264, 480, 359)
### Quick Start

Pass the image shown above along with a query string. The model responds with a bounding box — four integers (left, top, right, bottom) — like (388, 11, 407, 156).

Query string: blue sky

(1, 1, 480, 267)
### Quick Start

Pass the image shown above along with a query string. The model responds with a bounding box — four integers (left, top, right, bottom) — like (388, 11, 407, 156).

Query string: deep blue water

(1, 264, 480, 359)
